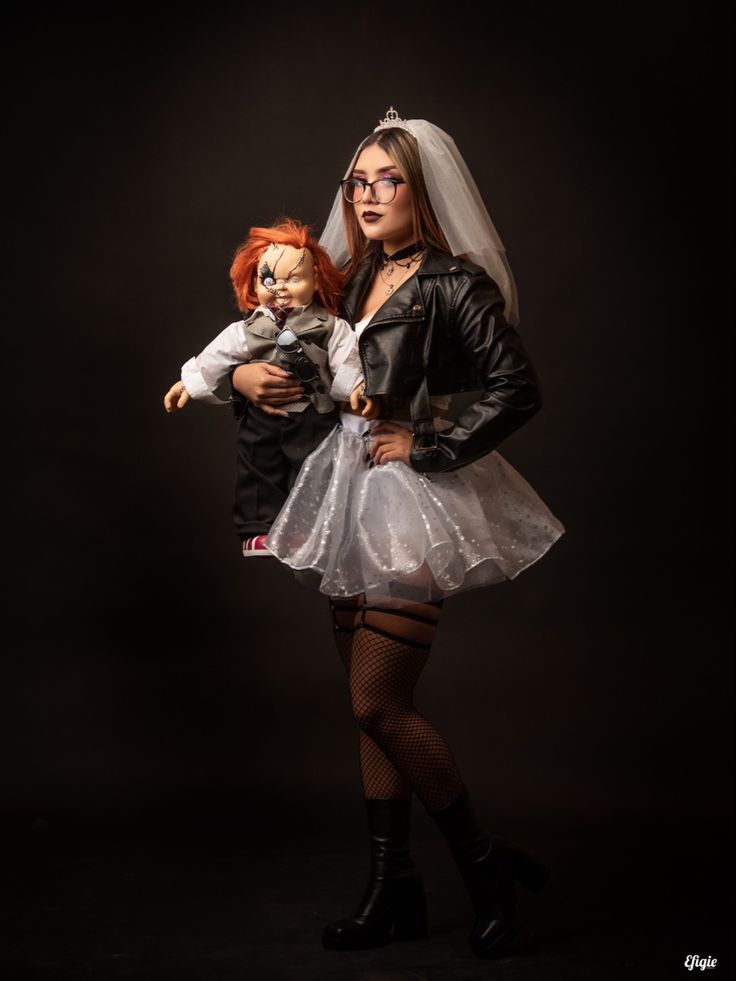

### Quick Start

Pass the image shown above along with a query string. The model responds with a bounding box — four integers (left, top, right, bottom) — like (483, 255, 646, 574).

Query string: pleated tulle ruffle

(264, 425, 564, 603)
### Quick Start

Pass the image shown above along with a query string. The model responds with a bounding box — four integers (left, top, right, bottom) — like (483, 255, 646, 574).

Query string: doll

(163, 219, 379, 554)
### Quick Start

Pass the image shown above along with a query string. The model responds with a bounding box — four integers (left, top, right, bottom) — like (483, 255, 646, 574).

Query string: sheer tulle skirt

(265, 423, 565, 604)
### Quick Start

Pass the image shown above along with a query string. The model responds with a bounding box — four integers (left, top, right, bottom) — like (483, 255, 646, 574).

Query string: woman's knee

(349, 691, 392, 736)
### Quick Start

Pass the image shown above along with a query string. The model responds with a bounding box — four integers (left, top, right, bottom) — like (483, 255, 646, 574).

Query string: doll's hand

(164, 381, 190, 412)
(361, 394, 382, 420)
(349, 383, 363, 412)
(368, 421, 413, 466)
(349, 384, 382, 420)
(232, 363, 304, 418)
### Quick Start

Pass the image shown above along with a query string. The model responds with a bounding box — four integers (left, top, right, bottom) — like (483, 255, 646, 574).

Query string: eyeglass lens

(293, 361, 318, 382)
(342, 178, 400, 204)
(276, 327, 299, 350)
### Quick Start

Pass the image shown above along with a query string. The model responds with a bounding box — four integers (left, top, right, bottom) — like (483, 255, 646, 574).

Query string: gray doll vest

(243, 304, 337, 414)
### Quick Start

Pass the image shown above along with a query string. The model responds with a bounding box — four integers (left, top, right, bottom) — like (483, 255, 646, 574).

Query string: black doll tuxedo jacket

(340, 249, 543, 474)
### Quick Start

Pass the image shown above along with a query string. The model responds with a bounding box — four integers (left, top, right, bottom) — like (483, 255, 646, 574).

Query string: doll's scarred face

(255, 244, 315, 309)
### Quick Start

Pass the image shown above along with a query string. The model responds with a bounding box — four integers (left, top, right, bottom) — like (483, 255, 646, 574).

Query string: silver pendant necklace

(379, 246, 425, 294)
(379, 262, 413, 295)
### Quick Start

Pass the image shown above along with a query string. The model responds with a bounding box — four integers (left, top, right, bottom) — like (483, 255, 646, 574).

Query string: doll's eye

(290, 276, 300, 284)
(259, 260, 276, 285)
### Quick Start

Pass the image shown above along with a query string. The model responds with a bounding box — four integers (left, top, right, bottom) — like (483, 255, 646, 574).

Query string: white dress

(264, 313, 565, 604)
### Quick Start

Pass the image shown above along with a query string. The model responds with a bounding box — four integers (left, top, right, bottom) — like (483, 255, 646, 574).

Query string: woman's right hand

(232, 362, 305, 418)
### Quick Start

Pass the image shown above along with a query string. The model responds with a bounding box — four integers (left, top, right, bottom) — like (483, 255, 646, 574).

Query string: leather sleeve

(409, 272, 542, 474)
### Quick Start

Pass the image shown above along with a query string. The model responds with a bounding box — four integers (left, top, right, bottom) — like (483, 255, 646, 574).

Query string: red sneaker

(242, 534, 273, 557)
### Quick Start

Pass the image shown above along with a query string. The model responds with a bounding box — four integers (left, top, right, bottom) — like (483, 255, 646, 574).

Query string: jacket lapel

(340, 263, 374, 325)
(367, 275, 425, 326)
(243, 310, 276, 339)
(341, 264, 427, 326)
(341, 250, 458, 326)
(243, 304, 329, 339)
(287, 303, 330, 336)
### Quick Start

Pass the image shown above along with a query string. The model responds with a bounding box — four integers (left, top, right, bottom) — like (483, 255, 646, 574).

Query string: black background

(3, 0, 733, 840)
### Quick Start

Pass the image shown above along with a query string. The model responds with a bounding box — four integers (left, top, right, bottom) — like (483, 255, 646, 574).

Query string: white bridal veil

(320, 110, 520, 326)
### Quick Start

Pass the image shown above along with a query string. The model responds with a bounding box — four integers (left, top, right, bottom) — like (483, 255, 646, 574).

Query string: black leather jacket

(341, 249, 542, 474)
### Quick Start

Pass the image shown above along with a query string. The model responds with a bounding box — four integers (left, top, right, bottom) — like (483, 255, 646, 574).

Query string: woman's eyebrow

(352, 165, 401, 175)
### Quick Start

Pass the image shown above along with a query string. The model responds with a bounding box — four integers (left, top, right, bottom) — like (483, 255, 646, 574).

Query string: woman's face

(351, 143, 414, 246)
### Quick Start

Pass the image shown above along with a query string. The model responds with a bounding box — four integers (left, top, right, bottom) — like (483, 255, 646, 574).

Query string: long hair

(230, 218, 344, 315)
(341, 128, 451, 281)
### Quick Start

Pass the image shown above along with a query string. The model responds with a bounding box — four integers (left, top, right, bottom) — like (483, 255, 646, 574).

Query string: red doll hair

(230, 218, 344, 315)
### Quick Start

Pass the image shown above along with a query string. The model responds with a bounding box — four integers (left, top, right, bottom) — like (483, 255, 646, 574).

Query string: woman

(232, 109, 564, 959)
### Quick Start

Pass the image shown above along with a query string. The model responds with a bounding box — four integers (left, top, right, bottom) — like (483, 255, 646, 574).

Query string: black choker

(382, 242, 424, 264)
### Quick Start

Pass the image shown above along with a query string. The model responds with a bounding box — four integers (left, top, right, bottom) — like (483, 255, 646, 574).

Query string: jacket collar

(244, 302, 330, 336)
(416, 249, 466, 277)
(340, 249, 461, 326)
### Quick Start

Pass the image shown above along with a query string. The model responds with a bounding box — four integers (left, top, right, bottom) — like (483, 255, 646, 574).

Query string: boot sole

(321, 918, 429, 951)
(321, 890, 428, 950)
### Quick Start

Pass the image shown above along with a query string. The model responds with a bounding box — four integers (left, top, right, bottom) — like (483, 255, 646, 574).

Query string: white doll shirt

(181, 304, 364, 407)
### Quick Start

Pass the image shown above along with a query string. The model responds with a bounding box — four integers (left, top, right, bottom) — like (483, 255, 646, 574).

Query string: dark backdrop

(3, 2, 733, 834)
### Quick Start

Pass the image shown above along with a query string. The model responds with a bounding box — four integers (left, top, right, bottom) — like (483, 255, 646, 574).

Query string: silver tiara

(374, 106, 412, 132)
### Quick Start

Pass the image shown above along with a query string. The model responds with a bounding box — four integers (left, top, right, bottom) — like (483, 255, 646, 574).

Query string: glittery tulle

(264, 424, 565, 603)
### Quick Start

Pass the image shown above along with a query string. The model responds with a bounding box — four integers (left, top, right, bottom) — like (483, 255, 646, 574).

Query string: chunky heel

(512, 847, 550, 892)
(429, 788, 552, 960)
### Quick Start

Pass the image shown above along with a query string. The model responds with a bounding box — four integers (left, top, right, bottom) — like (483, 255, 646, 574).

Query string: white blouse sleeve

(327, 316, 364, 402)
(181, 320, 249, 406)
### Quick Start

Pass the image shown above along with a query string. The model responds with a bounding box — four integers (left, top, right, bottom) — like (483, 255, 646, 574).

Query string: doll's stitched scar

(259, 244, 307, 294)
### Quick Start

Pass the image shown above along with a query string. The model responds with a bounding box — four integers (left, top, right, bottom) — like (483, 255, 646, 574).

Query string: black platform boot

(322, 798, 428, 950)
(428, 787, 550, 959)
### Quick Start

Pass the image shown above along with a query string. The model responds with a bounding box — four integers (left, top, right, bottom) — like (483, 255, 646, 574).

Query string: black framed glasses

(340, 176, 407, 204)
(275, 327, 319, 385)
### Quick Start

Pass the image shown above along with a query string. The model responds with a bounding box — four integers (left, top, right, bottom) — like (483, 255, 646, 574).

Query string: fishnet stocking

(329, 595, 467, 811)
(329, 596, 411, 800)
